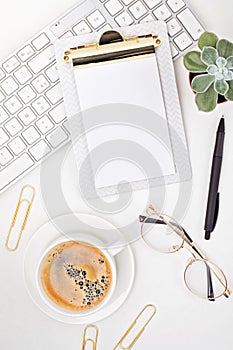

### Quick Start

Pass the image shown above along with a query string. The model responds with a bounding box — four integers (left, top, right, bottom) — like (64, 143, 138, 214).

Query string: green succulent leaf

(223, 70, 233, 81)
(183, 51, 207, 72)
(195, 84, 218, 112)
(198, 32, 218, 50)
(217, 39, 233, 58)
(214, 79, 229, 95)
(225, 80, 233, 100)
(201, 47, 218, 66)
(192, 74, 215, 93)
(207, 65, 218, 75)
(216, 57, 227, 68)
(226, 56, 233, 69)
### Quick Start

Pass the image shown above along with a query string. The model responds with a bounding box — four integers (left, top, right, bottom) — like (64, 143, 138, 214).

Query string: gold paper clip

(113, 304, 157, 350)
(82, 325, 99, 350)
(5, 185, 35, 251)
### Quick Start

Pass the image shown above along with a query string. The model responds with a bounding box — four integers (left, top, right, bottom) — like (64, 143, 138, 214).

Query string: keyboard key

(46, 127, 68, 148)
(99, 24, 112, 32)
(4, 96, 23, 114)
(167, 0, 185, 12)
(87, 10, 106, 29)
(153, 4, 172, 20)
(45, 64, 59, 83)
(0, 153, 34, 191)
(1, 77, 19, 95)
(63, 120, 70, 134)
(170, 42, 179, 58)
(0, 68, 6, 81)
(18, 107, 37, 126)
(49, 102, 66, 123)
(115, 11, 134, 26)
(140, 14, 154, 22)
(32, 33, 50, 51)
(32, 96, 50, 115)
(45, 83, 63, 105)
(36, 115, 54, 134)
(177, 8, 204, 41)
(59, 31, 74, 38)
(0, 128, 9, 146)
(17, 45, 35, 62)
(49, 0, 95, 37)
(8, 136, 26, 155)
(0, 91, 5, 103)
(174, 32, 192, 50)
(73, 20, 92, 35)
(22, 126, 40, 145)
(0, 147, 13, 166)
(32, 74, 50, 93)
(18, 85, 36, 104)
(29, 139, 51, 161)
(122, 0, 134, 5)
(14, 66, 32, 85)
(105, 0, 123, 16)
(0, 106, 9, 124)
(143, 0, 161, 10)
(5, 118, 23, 136)
(3, 56, 20, 73)
(167, 18, 182, 37)
(129, 1, 147, 19)
(28, 45, 55, 74)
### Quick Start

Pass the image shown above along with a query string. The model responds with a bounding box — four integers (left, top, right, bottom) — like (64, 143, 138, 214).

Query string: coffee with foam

(40, 241, 112, 312)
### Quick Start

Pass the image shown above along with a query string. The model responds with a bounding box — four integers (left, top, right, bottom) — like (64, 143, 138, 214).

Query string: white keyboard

(0, 0, 204, 193)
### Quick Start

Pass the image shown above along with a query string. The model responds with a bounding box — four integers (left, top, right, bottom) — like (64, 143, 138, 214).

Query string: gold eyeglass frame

(140, 205, 232, 300)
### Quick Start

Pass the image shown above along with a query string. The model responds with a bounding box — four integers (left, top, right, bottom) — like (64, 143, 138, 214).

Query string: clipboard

(54, 21, 191, 198)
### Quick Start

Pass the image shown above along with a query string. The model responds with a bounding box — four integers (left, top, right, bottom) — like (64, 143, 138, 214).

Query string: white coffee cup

(36, 233, 122, 317)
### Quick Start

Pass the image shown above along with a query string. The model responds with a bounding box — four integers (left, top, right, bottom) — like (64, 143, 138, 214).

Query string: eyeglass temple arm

(139, 215, 194, 244)
(139, 215, 215, 300)
(206, 265, 215, 301)
(139, 215, 215, 258)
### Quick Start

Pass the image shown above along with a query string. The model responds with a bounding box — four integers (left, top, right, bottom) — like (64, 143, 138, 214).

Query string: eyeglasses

(139, 205, 232, 301)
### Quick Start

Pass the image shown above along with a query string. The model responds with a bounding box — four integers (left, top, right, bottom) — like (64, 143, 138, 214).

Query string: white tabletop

(0, 0, 233, 349)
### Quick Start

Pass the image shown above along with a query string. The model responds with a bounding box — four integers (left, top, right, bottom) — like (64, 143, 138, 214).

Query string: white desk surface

(0, 0, 233, 349)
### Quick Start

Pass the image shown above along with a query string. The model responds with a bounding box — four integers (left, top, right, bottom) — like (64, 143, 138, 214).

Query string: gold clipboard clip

(113, 304, 157, 350)
(63, 30, 162, 68)
(5, 185, 36, 252)
(82, 325, 99, 350)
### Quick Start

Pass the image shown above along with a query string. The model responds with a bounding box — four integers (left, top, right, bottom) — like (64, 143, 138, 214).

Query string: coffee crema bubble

(40, 241, 112, 311)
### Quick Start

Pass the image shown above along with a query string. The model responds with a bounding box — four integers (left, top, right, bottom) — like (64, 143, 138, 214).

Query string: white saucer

(23, 213, 135, 324)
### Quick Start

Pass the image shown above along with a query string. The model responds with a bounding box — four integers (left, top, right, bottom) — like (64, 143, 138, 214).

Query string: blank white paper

(74, 55, 175, 189)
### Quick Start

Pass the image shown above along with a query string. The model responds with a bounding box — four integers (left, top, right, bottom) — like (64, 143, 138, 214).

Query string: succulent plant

(183, 32, 233, 112)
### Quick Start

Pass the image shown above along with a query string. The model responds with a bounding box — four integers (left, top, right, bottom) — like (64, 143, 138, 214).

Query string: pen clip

(213, 192, 220, 231)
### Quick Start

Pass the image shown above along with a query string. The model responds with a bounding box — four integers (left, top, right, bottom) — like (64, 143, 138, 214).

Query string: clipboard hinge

(63, 31, 162, 67)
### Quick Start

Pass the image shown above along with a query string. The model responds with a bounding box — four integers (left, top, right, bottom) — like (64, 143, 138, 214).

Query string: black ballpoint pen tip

(205, 231, 211, 240)
(217, 117, 225, 133)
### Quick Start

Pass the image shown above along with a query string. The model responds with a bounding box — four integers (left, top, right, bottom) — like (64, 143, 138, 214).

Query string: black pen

(204, 117, 225, 240)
